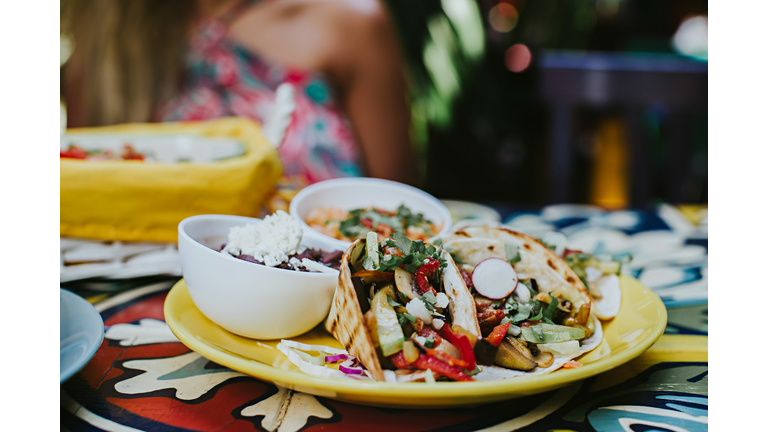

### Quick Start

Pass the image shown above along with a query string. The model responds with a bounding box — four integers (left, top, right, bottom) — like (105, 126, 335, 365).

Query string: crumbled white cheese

(222, 210, 305, 267)
(435, 292, 450, 308)
(300, 258, 337, 274)
(406, 298, 433, 324)
(432, 318, 445, 330)
(289, 257, 337, 273)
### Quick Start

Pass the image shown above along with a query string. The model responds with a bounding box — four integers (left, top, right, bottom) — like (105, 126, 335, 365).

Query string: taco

(325, 232, 481, 382)
(439, 227, 606, 379)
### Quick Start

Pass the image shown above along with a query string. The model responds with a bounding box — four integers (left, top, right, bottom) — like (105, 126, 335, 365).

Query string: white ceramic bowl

(178, 214, 342, 340)
(289, 178, 452, 250)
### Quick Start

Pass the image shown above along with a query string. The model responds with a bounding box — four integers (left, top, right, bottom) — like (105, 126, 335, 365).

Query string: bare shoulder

(228, 0, 389, 73)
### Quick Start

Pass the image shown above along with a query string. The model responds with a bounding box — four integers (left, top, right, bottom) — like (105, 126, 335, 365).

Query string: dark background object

(384, 0, 707, 207)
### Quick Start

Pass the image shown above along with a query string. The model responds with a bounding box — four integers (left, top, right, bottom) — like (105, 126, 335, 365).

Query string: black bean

(321, 250, 343, 264)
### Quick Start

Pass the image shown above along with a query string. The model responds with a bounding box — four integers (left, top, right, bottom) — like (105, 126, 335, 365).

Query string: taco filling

(326, 231, 480, 382)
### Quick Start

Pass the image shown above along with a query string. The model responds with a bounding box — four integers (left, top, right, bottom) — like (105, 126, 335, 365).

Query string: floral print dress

(154, 19, 363, 184)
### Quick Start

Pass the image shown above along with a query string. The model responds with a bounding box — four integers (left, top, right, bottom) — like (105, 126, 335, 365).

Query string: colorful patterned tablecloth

(61, 204, 707, 432)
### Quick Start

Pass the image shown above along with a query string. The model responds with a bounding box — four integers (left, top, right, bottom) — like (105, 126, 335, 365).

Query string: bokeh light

(672, 15, 708, 60)
(504, 44, 532, 72)
(488, 2, 519, 33)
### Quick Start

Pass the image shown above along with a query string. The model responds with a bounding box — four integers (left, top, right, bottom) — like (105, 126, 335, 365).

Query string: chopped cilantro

(491, 300, 503, 309)
(396, 204, 433, 230)
(506, 300, 541, 323)
(542, 292, 559, 323)
(386, 294, 402, 308)
(378, 233, 446, 273)
(420, 291, 437, 312)
(397, 312, 417, 325)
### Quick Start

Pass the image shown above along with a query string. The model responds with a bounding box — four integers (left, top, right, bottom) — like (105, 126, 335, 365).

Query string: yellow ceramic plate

(164, 275, 666, 409)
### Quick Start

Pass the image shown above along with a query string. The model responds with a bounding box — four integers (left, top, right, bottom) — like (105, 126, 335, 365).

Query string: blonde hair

(61, 0, 194, 126)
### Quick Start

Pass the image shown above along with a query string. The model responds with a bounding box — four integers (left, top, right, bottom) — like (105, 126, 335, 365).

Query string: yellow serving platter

(164, 275, 666, 409)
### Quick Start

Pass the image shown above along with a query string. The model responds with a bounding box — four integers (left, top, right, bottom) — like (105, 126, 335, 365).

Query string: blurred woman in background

(61, 0, 417, 185)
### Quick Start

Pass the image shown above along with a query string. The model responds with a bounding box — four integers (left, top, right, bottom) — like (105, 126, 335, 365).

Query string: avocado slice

(520, 324, 586, 344)
(370, 286, 405, 356)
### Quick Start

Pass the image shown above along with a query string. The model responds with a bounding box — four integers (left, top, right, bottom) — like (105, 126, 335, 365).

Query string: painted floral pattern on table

(61, 282, 707, 432)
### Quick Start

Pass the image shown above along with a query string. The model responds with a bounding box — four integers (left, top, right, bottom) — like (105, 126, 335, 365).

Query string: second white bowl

(289, 177, 452, 250)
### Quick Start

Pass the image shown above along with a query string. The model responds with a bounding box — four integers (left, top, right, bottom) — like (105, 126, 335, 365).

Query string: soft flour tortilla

(325, 239, 481, 381)
(440, 249, 482, 340)
(442, 227, 593, 312)
(591, 274, 621, 320)
(474, 315, 603, 381)
(324, 240, 385, 381)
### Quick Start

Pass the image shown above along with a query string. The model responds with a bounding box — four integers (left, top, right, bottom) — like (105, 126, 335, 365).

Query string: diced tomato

(418, 327, 443, 348)
(477, 309, 505, 335)
(441, 325, 477, 371)
(390, 352, 473, 382)
(415, 258, 440, 294)
(360, 218, 373, 229)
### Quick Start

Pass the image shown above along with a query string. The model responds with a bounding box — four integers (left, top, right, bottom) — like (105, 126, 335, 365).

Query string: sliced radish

(471, 258, 519, 300)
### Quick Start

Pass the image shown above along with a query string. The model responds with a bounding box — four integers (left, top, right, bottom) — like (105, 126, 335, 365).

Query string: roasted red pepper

(390, 352, 473, 382)
(417, 327, 443, 348)
(485, 322, 510, 347)
(415, 257, 440, 294)
(411, 337, 470, 369)
(477, 309, 506, 335)
(441, 325, 477, 371)
(425, 348, 470, 370)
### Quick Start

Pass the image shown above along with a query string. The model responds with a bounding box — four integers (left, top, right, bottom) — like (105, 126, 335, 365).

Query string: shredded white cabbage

(276, 340, 351, 379)
(278, 340, 347, 355)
